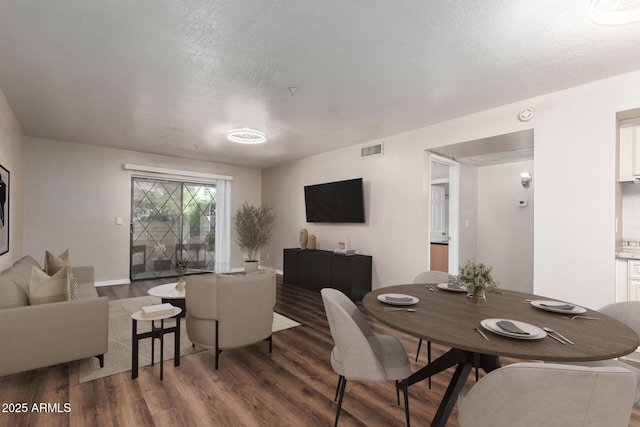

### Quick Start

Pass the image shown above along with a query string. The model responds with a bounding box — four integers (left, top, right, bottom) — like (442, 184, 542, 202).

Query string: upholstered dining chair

(457, 362, 636, 427)
(413, 270, 450, 362)
(560, 301, 640, 407)
(185, 268, 276, 369)
(321, 288, 412, 427)
(413, 270, 449, 388)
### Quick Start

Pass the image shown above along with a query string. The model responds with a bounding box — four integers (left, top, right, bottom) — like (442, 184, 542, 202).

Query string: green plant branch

(175, 259, 189, 278)
(233, 202, 276, 261)
(448, 260, 501, 295)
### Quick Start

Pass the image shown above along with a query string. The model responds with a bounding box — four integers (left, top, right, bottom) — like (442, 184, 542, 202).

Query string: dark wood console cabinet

(283, 248, 372, 301)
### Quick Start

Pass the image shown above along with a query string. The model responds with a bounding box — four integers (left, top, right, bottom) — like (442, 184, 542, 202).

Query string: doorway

(130, 177, 217, 280)
(429, 154, 460, 273)
(428, 129, 534, 292)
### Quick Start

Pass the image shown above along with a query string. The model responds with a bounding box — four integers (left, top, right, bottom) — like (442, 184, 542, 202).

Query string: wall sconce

(521, 172, 532, 188)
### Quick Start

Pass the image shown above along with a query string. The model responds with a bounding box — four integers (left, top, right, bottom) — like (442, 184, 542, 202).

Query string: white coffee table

(148, 283, 186, 317)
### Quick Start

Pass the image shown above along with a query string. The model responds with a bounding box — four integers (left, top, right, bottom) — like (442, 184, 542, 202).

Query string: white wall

(262, 137, 430, 287)
(0, 88, 24, 271)
(458, 163, 478, 267)
(263, 69, 640, 309)
(477, 161, 534, 293)
(24, 138, 262, 283)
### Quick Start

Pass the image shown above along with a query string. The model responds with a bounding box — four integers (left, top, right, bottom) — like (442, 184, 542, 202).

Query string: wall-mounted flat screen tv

(304, 178, 365, 223)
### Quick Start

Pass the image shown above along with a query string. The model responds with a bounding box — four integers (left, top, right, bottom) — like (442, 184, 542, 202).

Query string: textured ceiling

(0, 1, 639, 168)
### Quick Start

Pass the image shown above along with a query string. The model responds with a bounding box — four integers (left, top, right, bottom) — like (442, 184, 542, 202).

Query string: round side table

(131, 305, 182, 381)
(148, 283, 186, 318)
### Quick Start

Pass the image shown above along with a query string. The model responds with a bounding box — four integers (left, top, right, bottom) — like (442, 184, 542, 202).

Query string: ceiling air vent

(361, 142, 383, 158)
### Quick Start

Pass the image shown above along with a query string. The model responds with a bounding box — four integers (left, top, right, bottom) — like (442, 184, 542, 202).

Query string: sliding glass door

(130, 177, 217, 280)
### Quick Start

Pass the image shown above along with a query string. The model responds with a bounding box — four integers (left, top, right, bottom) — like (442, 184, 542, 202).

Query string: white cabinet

(628, 259, 640, 300)
(617, 259, 628, 302)
(619, 126, 640, 182)
(619, 259, 640, 363)
(615, 258, 640, 301)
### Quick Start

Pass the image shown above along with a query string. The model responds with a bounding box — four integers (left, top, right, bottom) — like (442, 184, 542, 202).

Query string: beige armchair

(185, 268, 276, 369)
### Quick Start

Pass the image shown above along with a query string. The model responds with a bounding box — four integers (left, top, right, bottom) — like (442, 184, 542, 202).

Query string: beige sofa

(186, 268, 276, 369)
(0, 256, 108, 376)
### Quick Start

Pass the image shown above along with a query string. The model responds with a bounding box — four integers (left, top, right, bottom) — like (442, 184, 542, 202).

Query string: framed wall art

(0, 164, 8, 256)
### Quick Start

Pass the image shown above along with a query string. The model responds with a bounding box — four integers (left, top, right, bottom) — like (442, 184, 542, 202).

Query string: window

(130, 177, 230, 279)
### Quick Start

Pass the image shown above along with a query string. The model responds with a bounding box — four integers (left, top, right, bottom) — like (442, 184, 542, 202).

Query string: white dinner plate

(437, 283, 466, 292)
(481, 318, 547, 340)
(530, 300, 587, 314)
(377, 293, 419, 306)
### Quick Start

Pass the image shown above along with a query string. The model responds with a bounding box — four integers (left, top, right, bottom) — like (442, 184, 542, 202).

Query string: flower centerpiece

(175, 259, 188, 291)
(448, 260, 500, 305)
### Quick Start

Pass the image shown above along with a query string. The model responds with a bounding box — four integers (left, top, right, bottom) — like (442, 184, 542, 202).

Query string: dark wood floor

(1, 276, 639, 426)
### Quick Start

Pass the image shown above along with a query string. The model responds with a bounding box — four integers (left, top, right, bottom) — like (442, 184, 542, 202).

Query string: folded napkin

(385, 295, 412, 303)
(447, 283, 464, 290)
(496, 320, 530, 335)
(541, 303, 575, 310)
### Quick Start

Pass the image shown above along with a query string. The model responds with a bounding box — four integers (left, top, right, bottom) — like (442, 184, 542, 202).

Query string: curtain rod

(123, 163, 233, 181)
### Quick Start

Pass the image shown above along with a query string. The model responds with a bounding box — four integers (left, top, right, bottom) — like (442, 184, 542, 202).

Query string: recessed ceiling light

(227, 128, 266, 144)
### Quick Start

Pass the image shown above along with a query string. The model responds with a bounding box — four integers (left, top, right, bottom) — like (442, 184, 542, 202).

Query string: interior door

(430, 185, 447, 242)
(429, 154, 459, 273)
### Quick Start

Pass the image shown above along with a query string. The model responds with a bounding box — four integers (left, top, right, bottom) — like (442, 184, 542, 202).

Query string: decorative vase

(467, 288, 487, 306)
(299, 228, 308, 250)
(175, 278, 186, 291)
(307, 234, 316, 250)
(244, 260, 259, 273)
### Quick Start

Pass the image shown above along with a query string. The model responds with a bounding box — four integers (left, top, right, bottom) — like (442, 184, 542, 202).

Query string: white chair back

(186, 269, 276, 349)
(458, 362, 636, 427)
(321, 288, 386, 382)
(599, 301, 640, 337)
(413, 270, 449, 284)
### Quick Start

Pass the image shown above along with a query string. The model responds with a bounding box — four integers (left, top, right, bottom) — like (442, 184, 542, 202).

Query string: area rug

(78, 295, 301, 383)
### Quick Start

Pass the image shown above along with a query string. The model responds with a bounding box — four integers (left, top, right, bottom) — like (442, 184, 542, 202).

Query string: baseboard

(229, 267, 283, 275)
(95, 279, 131, 287)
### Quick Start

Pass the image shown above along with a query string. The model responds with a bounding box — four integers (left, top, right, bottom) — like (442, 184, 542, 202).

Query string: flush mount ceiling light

(227, 128, 266, 144)
(589, 0, 640, 25)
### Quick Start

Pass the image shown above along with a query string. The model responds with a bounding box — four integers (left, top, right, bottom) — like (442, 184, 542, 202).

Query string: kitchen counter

(616, 251, 640, 260)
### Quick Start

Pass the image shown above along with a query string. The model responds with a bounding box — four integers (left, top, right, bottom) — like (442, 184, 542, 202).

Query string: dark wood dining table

(363, 284, 640, 427)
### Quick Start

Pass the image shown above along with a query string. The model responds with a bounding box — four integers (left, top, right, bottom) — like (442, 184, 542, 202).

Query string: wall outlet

(517, 199, 528, 207)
